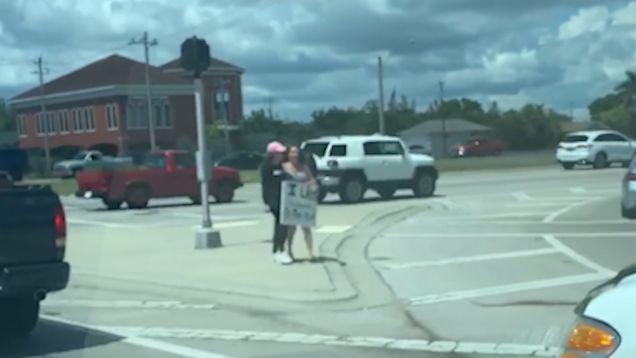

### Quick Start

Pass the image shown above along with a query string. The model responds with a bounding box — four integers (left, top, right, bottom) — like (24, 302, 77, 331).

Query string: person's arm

(260, 160, 271, 204)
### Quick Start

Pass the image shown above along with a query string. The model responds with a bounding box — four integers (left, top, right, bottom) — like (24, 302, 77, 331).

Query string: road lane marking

(384, 232, 636, 238)
(191, 220, 260, 229)
(569, 187, 587, 194)
(42, 315, 233, 358)
(383, 248, 559, 270)
(316, 225, 352, 234)
(542, 235, 617, 277)
(67, 218, 133, 228)
(43, 299, 216, 310)
(512, 192, 533, 201)
(407, 272, 607, 306)
(543, 197, 609, 223)
(89, 325, 560, 356)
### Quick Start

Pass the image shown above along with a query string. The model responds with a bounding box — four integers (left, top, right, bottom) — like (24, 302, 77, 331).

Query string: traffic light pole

(183, 35, 221, 250)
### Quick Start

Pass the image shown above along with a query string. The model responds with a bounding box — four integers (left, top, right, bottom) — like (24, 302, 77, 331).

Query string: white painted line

(191, 220, 259, 229)
(384, 232, 636, 238)
(569, 187, 587, 194)
(470, 212, 550, 219)
(407, 272, 607, 306)
(172, 213, 261, 222)
(42, 316, 233, 358)
(512, 192, 533, 201)
(43, 299, 216, 310)
(67, 218, 133, 228)
(383, 248, 559, 270)
(316, 225, 352, 234)
(542, 235, 617, 277)
(543, 197, 609, 223)
(89, 325, 559, 356)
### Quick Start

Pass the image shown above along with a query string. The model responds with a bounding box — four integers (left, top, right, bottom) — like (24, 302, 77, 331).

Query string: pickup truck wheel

(190, 195, 202, 205)
(126, 186, 150, 209)
(0, 298, 39, 339)
(214, 181, 235, 203)
(339, 176, 366, 203)
(377, 187, 396, 200)
(413, 172, 436, 198)
(622, 204, 636, 219)
(102, 199, 122, 210)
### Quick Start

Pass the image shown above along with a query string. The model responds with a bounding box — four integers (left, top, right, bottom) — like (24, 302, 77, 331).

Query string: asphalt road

(8, 165, 632, 358)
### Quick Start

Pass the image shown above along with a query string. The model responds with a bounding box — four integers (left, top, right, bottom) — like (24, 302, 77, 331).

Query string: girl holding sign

(283, 146, 318, 261)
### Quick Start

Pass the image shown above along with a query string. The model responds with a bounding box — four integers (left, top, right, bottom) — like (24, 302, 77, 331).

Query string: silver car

(622, 154, 636, 219)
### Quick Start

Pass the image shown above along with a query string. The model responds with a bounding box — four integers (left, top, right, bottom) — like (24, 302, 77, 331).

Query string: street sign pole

(194, 77, 212, 229)
(181, 36, 221, 249)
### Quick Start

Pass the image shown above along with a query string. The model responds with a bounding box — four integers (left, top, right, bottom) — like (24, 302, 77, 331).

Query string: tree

(0, 98, 15, 132)
(588, 93, 623, 120)
(616, 70, 636, 108)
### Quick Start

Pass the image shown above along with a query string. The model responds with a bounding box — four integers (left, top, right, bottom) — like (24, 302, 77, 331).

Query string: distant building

(9, 54, 243, 156)
(398, 118, 493, 157)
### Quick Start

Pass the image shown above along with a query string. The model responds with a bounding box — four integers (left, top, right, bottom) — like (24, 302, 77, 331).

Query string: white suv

(301, 135, 438, 203)
(556, 130, 636, 170)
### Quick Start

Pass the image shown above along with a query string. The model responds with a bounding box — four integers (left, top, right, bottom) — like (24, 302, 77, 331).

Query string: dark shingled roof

(12, 54, 190, 100)
(160, 57, 244, 73)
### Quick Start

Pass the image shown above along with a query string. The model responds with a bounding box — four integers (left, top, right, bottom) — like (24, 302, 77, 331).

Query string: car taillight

(54, 205, 66, 248)
(327, 160, 339, 169)
(627, 172, 636, 181)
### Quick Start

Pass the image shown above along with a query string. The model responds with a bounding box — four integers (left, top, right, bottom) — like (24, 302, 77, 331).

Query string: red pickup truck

(75, 150, 242, 210)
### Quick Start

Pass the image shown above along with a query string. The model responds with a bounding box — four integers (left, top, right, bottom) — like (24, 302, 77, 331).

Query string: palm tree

(615, 70, 636, 109)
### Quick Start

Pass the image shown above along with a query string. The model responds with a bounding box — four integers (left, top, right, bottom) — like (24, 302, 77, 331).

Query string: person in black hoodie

(260, 141, 293, 265)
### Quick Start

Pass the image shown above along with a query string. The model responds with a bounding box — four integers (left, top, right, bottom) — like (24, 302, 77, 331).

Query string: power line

(129, 31, 158, 151)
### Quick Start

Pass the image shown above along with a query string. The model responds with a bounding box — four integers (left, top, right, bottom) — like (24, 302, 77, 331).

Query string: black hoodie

(260, 158, 288, 210)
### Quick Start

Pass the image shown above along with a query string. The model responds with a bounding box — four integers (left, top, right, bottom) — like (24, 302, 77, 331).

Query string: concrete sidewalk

(65, 209, 357, 302)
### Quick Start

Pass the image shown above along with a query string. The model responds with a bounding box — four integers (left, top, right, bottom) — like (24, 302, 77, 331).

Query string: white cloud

(558, 6, 609, 40)
(482, 49, 540, 82)
(612, 1, 636, 25)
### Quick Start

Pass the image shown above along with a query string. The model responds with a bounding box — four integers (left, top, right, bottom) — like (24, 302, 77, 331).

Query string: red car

(75, 150, 242, 210)
(451, 138, 504, 157)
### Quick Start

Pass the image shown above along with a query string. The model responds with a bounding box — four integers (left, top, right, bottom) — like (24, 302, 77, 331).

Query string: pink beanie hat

(266, 141, 287, 154)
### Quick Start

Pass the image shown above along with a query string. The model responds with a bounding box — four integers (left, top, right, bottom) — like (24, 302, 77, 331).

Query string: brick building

(9, 54, 243, 156)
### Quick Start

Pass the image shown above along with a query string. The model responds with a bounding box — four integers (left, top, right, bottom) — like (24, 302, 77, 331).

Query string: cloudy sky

(1, 0, 636, 121)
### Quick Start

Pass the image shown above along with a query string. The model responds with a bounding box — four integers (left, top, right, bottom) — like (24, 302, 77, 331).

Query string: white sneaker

(278, 251, 293, 265)
(273, 252, 281, 263)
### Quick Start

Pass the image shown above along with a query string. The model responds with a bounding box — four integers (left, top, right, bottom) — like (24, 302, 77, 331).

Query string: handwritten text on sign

(280, 180, 318, 227)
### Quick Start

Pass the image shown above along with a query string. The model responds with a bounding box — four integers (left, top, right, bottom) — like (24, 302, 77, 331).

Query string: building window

(36, 113, 45, 135)
(59, 110, 70, 134)
(82, 107, 95, 132)
(46, 112, 56, 134)
(106, 104, 119, 130)
(16, 115, 27, 137)
(126, 99, 148, 130)
(72, 108, 83, 132)
(151, 99, 173, 129)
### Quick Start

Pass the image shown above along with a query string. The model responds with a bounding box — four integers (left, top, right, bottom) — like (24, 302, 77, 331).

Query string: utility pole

(267, 97, 274, 120)
(439, 80, 447, 158)
(129, 31, 158, 150)
(377, 56, 386, 134)
(33, 56, 51, 174)
(215, 80, 232, 155)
